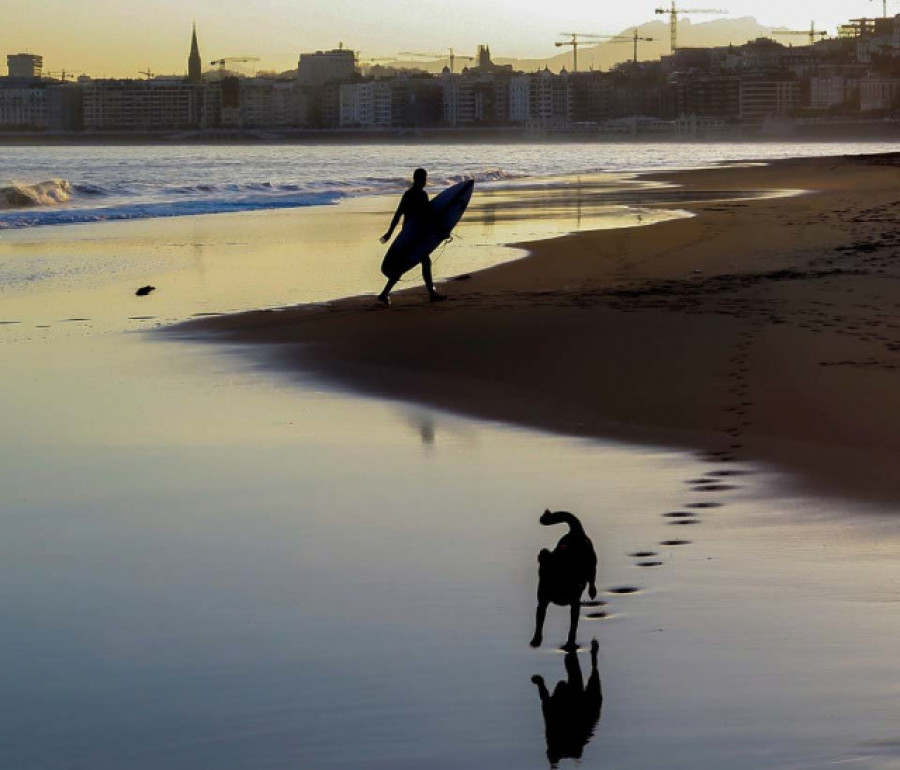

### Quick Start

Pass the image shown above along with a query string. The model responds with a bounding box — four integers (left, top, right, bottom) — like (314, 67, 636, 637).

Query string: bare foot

(429, 292, 447, 303)
(377, 294, 391, 307)
(530, 635, 542, 648)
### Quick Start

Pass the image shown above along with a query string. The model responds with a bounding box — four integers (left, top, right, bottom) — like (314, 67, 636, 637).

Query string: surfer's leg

(377, 277, 399, 306)
(421, 257, 446, 302)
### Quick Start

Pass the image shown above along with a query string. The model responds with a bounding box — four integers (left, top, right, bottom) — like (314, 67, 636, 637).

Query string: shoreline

(174, 152, 900, 503)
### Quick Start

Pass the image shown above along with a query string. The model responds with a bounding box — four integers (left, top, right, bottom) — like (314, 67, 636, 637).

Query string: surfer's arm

(380, 194, 407, 242)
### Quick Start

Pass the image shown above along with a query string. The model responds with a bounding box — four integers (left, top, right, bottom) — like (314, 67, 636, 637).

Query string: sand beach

(3, 145, 900, 768)
(184, 154, 900, 502)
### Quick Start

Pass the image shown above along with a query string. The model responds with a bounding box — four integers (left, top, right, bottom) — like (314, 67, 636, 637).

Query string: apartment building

(82, 79, 203, 130)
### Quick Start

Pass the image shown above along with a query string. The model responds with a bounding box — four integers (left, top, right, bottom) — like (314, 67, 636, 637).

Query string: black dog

(530, 510, 597, 651)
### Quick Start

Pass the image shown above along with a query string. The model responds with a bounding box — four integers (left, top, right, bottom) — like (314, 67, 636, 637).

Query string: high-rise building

(298, 48, 356, 84)
(188, 24, 202, 83)
(82, 80, 203, 130)
(340, 81, 393, 126)
(739, 77, 800, 122)
(0, 86, 47, 127)
(7, 53, 43, 80)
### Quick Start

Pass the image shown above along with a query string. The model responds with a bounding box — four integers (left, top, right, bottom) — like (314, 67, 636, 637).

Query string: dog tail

(539, 509, 585, 535)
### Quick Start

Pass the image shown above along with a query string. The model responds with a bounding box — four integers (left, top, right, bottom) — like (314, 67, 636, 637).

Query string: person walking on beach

(377, 168, 446, 306)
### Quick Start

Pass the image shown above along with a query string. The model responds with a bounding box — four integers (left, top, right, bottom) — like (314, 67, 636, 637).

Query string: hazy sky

(2, 0, 887, 77)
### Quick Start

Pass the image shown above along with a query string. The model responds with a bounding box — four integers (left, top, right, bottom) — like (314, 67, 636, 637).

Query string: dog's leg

(530, 599, 548, 647)
(563, 649, 584, 690)
(587, 639, 602, 700)
(530, 674, 550, 702)
(586, 639, 603, 719)
(562, 601, 581, 651)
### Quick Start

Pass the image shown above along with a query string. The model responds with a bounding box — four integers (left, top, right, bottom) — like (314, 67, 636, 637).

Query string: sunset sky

(3, 0, 886, 78)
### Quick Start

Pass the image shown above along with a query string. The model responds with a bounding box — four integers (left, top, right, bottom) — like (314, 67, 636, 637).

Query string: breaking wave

(0, 190, 347, 229)
(446, 168, 515, 184)
(0, 179, 72, 209)
(0, 168, 517, 229)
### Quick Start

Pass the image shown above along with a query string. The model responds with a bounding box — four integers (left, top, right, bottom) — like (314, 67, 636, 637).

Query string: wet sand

(180, 154, 900, 503)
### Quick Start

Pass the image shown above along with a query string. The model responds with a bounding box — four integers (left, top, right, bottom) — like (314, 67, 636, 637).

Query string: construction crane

(356, 56, 396, 75)
(209, 56, 260, 71)
(655, 2, 728, 52)
(605, 31, 657, 64)
(138, 68, 155, 79)
(772, 22, 827, 46)
(871, 0, 891, 18)
(44, 69, 80, 82)
(398, 49, 474, 73)
(556, 32, 655, 68)
(356, 54, 394, 65)
(554, 33, 610, 72)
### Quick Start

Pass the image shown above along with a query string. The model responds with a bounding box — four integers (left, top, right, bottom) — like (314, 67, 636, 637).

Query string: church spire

(188, 23, 202, 83)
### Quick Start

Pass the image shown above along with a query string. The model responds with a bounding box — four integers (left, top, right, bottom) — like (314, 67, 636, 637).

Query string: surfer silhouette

(532, 639, 603, 767)
(377, 168, 447, 306)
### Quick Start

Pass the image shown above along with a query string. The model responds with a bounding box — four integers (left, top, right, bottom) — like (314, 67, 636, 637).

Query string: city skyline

(2, 0, 889, 79)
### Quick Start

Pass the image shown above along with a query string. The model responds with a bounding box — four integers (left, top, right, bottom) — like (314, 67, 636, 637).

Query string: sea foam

(0, 179, 72, 209)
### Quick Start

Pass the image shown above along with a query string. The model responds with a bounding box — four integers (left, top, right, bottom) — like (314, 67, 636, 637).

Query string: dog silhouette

(530, 510, 597, 650)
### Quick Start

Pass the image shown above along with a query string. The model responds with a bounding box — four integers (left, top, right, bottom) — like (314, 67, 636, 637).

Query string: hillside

(389, 17, 780, 74)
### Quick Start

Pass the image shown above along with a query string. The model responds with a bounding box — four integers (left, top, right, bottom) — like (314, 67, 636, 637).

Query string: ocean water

(1, 140, 897, 229)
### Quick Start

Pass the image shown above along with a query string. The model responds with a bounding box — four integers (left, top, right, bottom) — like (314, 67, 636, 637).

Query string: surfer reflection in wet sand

(532, 639, 603, 767)
(377, 168, 447, 306)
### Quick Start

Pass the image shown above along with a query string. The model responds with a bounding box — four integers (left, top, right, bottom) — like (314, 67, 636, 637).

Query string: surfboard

(380, 179, 474, 279)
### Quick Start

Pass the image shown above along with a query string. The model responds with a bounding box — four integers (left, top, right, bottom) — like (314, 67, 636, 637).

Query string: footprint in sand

(607, 586, 641, 595)
(696, 484, 738, 492)
(663, 511, 695, 518)
(637, 561, 663, 567)
(630, 551, 658, 558)
(686, 501, 722, 509)
(704, 453, 736, 463)
(660, 540, 691, 546)
(586, 611, 611, 619)
(581, 600, 607, 607)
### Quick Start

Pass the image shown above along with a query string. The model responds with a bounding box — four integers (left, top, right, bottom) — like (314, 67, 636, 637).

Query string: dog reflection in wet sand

(532, 640, 603, 767)
(530, 510, 598, 651)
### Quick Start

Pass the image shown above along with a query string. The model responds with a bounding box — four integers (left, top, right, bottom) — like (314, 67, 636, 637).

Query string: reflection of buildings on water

(531, 639, 603, 767)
